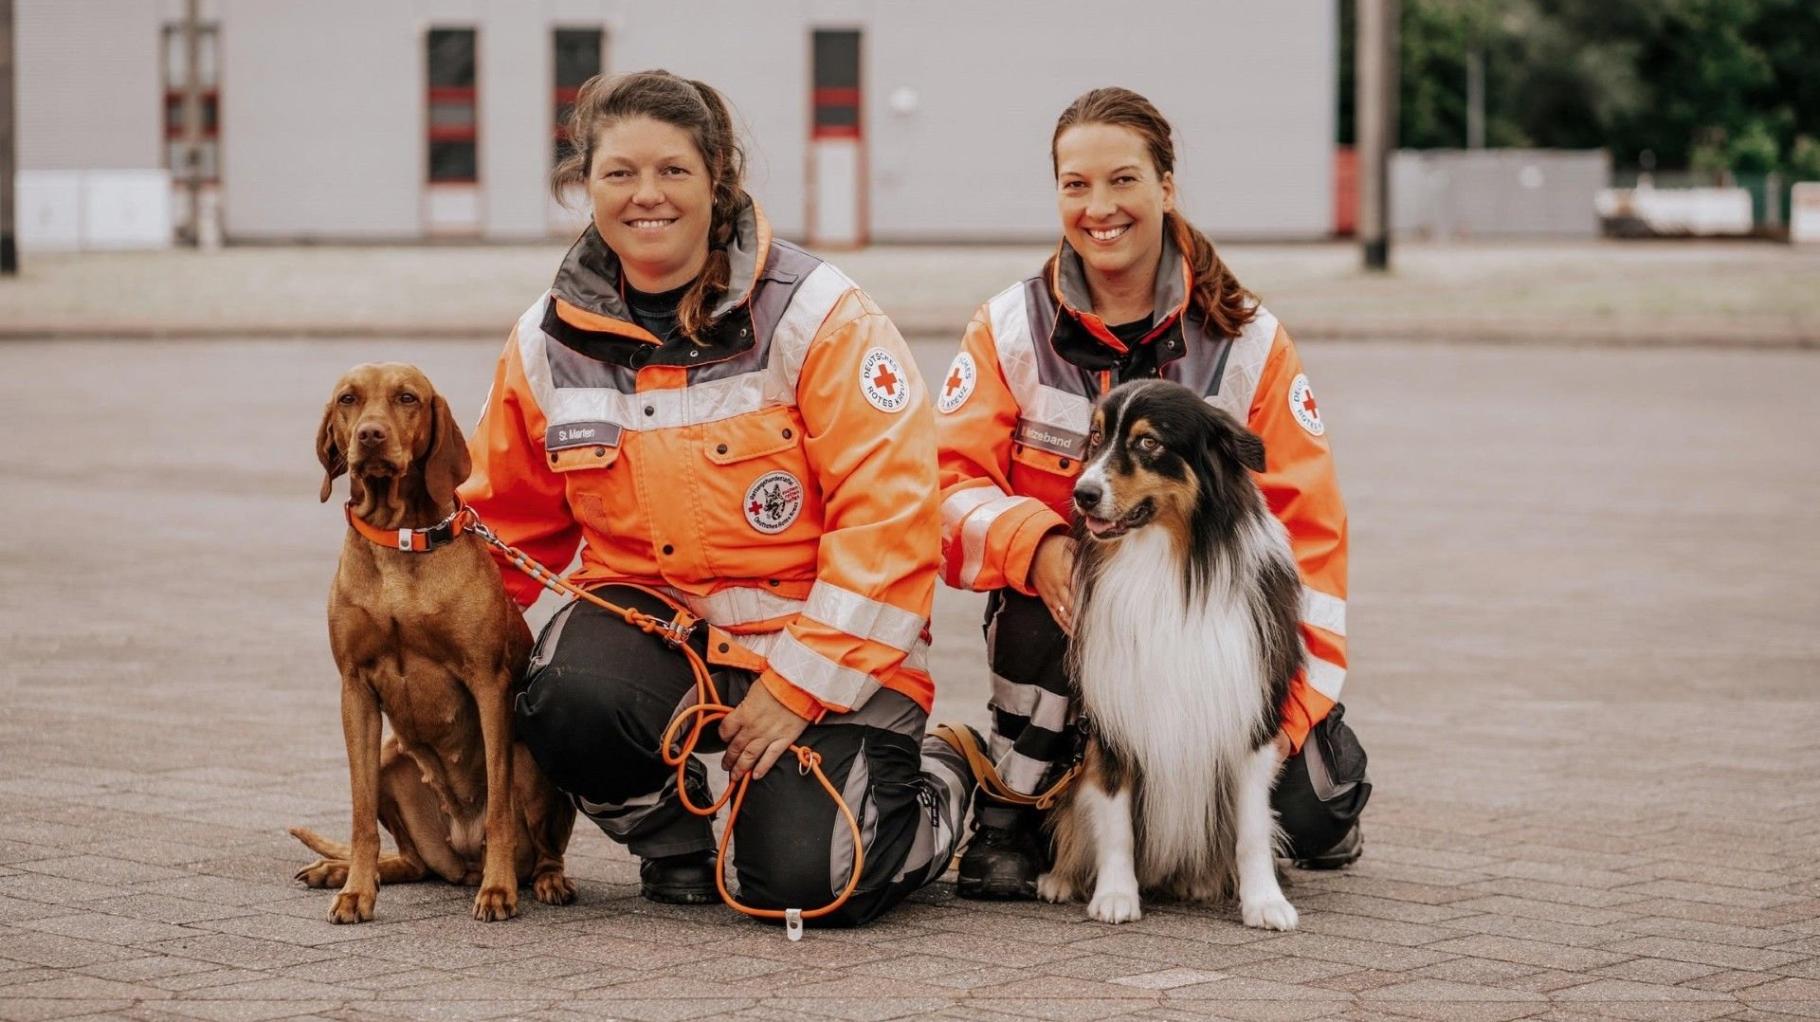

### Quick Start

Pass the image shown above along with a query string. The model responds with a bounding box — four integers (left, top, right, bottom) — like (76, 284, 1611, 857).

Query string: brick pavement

(1, 335, 1817, 1021)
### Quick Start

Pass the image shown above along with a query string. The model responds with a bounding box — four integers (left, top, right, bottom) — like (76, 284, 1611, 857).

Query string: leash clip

(657, 615, 696, 650)
(785, 908, 803, 941)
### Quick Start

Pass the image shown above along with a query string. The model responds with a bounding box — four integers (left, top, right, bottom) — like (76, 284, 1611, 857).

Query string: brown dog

(292, 362, 575, 923)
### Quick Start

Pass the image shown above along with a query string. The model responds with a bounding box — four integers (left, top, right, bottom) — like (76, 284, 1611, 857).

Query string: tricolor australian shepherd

(1039, 380, 1302, 930)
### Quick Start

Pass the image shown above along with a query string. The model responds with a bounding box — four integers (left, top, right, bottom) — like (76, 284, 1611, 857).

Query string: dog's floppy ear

(1231, 429, 1267, 474)
(316, 399, 346, 503)
(1205, 406, 1267, 474)
(422, 392, 472, 508)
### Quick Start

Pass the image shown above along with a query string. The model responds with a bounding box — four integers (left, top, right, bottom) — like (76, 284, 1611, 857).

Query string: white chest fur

(1073, 525, 1274, 880)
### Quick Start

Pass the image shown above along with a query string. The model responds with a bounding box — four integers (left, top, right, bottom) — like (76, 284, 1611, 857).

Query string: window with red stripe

(553, 29, 603, 167)
(426, 28, 478, 184)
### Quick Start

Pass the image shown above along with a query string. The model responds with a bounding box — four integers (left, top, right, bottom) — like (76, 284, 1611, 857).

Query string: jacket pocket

(702, 407, 820, 542)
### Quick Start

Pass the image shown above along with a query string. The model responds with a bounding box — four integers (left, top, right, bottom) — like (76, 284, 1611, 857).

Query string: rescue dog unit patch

(744, 471, 804, 534)
(937, 352, 977, 414)
(1288, 374, 1325, 437)
(859, 348, 910, 414)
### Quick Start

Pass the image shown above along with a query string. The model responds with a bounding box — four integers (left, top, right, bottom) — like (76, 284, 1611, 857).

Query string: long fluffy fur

(1050, 381, 1303, 911)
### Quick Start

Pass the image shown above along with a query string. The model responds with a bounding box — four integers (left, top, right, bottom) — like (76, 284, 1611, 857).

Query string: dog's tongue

(1083, 516, 1119, 537)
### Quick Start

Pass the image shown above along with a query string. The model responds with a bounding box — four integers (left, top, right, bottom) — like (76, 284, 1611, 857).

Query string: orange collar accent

(344, 501, 468, 552)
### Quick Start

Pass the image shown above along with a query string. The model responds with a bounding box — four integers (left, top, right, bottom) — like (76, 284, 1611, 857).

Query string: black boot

(639, 849, 718, 904)
(1293, 822, 1363, 871)
(957, 811, 1042, 900)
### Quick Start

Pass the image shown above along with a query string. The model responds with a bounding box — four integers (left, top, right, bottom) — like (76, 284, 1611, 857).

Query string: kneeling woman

(460, 70, 972, 926)
(937, 88, 1370, 899)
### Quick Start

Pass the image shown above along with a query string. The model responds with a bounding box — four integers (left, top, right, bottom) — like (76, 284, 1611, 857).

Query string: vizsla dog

(292, 362, 575, 923)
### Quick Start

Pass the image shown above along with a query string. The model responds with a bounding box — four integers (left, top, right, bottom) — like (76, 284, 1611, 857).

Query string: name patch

(1015, 418, 1088, 459)
(545, 421, 624, 451)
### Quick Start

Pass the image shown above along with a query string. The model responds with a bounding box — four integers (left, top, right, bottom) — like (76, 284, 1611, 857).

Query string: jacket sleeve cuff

(1004, 508, 1071, 597)
(1277, 693, 1315, 756)
(757, 668, 830, 723)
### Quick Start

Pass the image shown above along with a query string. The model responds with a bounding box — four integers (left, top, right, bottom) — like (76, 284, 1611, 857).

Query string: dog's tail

(288, 825, 352, 859)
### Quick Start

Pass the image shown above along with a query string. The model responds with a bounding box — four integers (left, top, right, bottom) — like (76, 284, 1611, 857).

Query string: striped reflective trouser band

(1299, 584, 1347, 701)
(940, 484, 1048, 588)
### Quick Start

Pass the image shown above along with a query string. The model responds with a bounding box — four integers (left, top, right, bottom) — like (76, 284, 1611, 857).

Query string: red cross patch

(859, 348, 910, 414)
(1288, 373, 1325, 437)
(937, 352, 977, 414)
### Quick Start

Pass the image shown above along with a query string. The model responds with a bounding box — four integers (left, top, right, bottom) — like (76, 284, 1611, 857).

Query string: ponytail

(674, 78, 747, 344)
(1170, 213, 1257, 338)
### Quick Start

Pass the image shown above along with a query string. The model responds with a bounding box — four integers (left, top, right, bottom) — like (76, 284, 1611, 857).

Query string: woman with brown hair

(937, 87, 1369, 899)
(459, 70, 974, 926)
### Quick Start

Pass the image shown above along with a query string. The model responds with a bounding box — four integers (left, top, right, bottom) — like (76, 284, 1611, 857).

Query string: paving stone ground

(2, 304, 1818, 1017)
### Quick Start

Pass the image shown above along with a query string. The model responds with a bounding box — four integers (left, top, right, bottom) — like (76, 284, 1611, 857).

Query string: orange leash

(461, 511, 863, 934)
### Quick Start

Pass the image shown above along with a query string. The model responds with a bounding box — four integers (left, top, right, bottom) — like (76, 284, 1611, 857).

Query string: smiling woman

(456, 69, 977, 928)
(935, 87, 1370, 902)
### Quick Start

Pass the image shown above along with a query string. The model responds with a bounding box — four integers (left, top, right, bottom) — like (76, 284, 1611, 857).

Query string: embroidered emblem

(859, 348, 910, 414)
(744, 471, 804, 535)
(937, 353, 977, 414)
(1288, 373, 1324, 437)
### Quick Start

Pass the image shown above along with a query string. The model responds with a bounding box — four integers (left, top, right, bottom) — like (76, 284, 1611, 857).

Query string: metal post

(180, 0, 201, 246)
(1357, 0, 1398, 271)
(1466, 48, 1484, 149)
(1, 0, 16, 274)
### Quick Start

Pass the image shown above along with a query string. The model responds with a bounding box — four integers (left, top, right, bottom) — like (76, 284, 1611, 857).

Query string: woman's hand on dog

(720, 683, 812, 781)
(1031, 532, 1078, 635)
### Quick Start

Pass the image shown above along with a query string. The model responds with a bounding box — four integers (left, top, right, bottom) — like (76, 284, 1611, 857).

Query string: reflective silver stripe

(661, 585, 806, 629)
(1301, 585, 1347, 638)
(1307, 655, 1346, 700)
(940, 483, 1004, 532)
(990, 673, 1071, 733)
(803, 580, 925, 654)
(1206, 306, 1279, 423)
(765, 630, 882, 710)
(770, 262, 861, 395)
(986, 284, 1094, 439)
(989, 731, 1014, 760)
(998, 748, 1051, 796)
(959, 494, 1036, 588)
(517, 267, 858, 431)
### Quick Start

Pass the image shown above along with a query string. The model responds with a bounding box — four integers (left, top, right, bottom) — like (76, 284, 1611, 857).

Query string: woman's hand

(719, 682, 812, 782)
(1030, 532, 1078, 635)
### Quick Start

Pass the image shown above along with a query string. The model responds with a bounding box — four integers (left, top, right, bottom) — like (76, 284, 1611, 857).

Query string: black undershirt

(1107, 315, 1154, 348)
(624, 280, 692, 343)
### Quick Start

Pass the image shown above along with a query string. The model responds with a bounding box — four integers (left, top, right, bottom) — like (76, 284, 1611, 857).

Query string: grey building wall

(864, 1, 1336, 242)
(17, 0, 163, 171)
(17, 1, 1336, 243)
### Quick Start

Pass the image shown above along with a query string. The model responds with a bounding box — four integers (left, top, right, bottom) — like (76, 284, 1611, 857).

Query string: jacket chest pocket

(1010, 440, 1083, 514)
(547, 421, 625, 529)
(701, 406, 821, 541)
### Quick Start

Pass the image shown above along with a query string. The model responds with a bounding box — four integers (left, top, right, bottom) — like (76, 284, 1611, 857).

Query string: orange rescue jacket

(461, 202, 939, 721)
(935, 235, 1349, 752)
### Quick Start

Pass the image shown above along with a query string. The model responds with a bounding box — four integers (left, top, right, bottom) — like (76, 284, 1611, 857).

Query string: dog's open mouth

(1081, 499, 1154, 540)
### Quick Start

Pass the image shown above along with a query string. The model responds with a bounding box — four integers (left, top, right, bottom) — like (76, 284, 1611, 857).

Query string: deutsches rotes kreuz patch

(936, 352, 977, 414)
(1288, 373, 1325, 437)
(744, 471, 804, 534)
(859, 348, 910, 414)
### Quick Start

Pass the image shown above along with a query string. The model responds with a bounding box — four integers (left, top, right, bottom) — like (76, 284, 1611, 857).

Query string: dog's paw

(532, 871, 576, 906)
(1087, 886, 1143, 924)
(294, 858, 348, 889)
(472, 884, 518, 922)
(328, 886, 375, 924)
(1241, 894, 1298, 931)
(1036, 871, 1076, 904)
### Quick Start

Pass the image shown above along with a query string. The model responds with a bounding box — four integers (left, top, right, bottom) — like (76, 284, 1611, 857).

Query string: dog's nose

(356, 423, 387, 448)
(1073, 480, 1103, 510)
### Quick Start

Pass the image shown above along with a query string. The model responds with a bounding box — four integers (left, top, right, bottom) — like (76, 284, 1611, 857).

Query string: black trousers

(513, 586, 973, 927)
(980, 589, 1371, 859)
